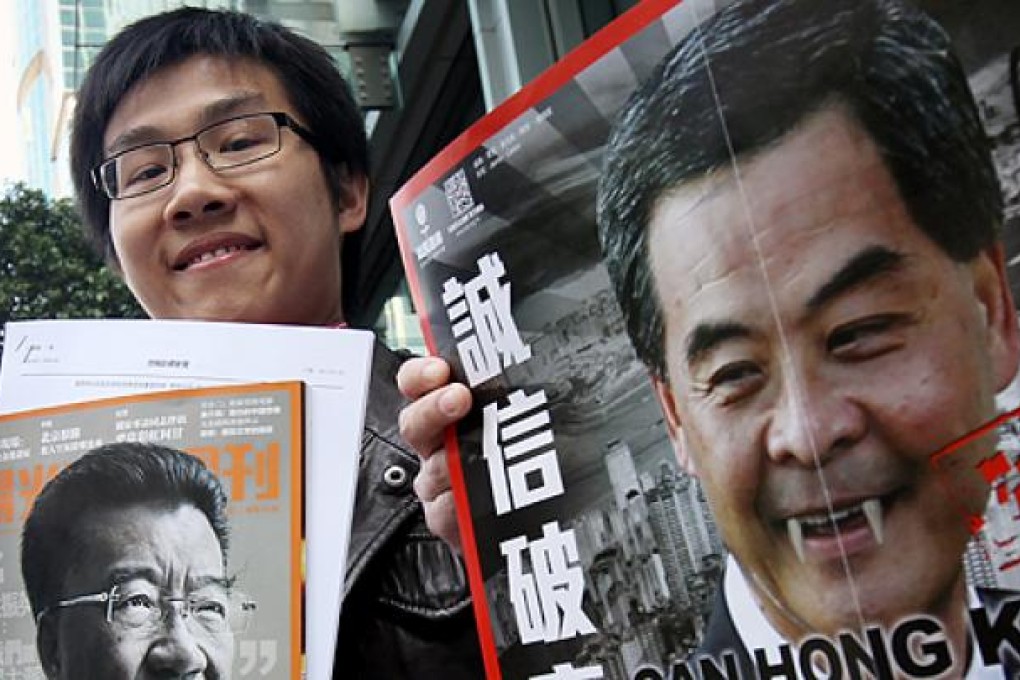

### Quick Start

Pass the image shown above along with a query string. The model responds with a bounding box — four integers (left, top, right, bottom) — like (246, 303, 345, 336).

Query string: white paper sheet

(0, 319, 374, 680)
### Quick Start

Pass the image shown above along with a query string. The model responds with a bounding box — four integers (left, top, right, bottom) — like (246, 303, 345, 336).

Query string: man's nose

(765, 365, 866, 465)
(162, 143, 236, 227)
(144, 606, 210, 677)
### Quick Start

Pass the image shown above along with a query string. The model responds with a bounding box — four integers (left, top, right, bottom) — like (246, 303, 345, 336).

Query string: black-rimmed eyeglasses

(92, 111, 321, 200)
(35, 583, 257, 638)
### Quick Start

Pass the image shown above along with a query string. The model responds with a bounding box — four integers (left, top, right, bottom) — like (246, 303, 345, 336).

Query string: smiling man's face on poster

(596, 0, 1020, 672)
(648, 105, 1018, 640)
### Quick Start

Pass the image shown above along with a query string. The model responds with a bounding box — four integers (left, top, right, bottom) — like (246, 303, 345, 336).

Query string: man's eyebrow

(105, 567, 232, 592)
(806, 244, 907, 313)
(106, 565, 162, 586)
(686, 321, 753, 365)
(198, 92, 268, 126)
(105, 91, 268, 156)
(191, 574, 234, 591)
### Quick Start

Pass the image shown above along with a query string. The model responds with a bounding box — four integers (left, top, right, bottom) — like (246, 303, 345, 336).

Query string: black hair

(596, 0, 1001, 378)
(70, 7, 368, 260)
(21, 442, 229, 618)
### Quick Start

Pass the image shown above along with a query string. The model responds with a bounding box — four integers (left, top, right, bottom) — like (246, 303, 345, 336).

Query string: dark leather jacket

(333, 342, 484, 678)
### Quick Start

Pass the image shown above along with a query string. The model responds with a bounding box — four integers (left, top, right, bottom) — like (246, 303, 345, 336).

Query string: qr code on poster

(444, 168, 475, 220)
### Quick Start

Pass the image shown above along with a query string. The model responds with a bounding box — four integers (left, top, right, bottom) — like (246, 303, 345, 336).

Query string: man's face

(41, 504, 232, 679)
(648, 108, 1019, 638)
(103, 55, 367, 324)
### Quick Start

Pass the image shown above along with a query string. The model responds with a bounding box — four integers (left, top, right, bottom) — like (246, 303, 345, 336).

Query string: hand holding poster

(393, 0, 1020, 678)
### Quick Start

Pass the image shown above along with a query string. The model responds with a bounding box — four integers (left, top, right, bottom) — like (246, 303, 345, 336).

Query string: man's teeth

(862, 498, 883, 545)
(787, 517, 806, 564)
(190, 244, 247, 266)
(786, 499, 885, 563)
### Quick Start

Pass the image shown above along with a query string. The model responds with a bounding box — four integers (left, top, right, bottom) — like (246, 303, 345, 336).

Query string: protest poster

(392, 1, 1020, 678)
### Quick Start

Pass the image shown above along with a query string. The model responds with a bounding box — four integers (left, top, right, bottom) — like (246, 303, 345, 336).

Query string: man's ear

(337, 168, 369, 235)
(36, 615, 61, 679)
(972, 243, 1020, 392)
(652, 376, 697, 476)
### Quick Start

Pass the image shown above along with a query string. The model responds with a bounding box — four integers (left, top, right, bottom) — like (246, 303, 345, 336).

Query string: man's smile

(172, 233, 264, 272)
(784, 496, 886, 563)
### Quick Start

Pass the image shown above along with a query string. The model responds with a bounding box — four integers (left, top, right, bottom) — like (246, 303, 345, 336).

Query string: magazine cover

(391, 0, 1020, 678)
(0, 381, 303, 680)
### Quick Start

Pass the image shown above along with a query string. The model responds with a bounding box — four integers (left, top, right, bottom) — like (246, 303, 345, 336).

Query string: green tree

(0, 183, 143, 353)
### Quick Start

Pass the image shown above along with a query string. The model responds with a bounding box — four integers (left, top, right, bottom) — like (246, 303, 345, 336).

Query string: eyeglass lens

(100, 113, 283, 199)
(110, 585, 254, 637)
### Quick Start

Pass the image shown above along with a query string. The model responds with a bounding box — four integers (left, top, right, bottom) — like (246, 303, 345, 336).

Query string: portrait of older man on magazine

(21, 443, 254, 680)
(597, 0, 1020, 677)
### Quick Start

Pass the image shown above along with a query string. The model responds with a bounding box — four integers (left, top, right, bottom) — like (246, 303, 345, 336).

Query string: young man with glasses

(22, 443, 244, 679)
(68, 8, 482, 678)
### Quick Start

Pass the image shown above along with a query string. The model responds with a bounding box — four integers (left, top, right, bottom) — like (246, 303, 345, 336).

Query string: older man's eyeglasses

(92, 111, 321, 200)
(35, 583, 257, 637)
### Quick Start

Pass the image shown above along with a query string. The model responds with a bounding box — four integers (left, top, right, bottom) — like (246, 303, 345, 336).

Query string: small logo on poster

(415, 203, 430, 234)
(413, 201, 444, 262)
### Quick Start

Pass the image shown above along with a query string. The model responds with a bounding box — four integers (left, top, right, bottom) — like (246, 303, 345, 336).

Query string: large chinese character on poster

(393, 0, 1020, 678)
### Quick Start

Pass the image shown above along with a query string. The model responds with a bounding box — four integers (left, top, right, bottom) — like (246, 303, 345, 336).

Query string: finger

(423, 490, 463, 554)
(413, 447, 451, 503)
(396, 356, 451, 400)
(399, 383, 472, 456)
